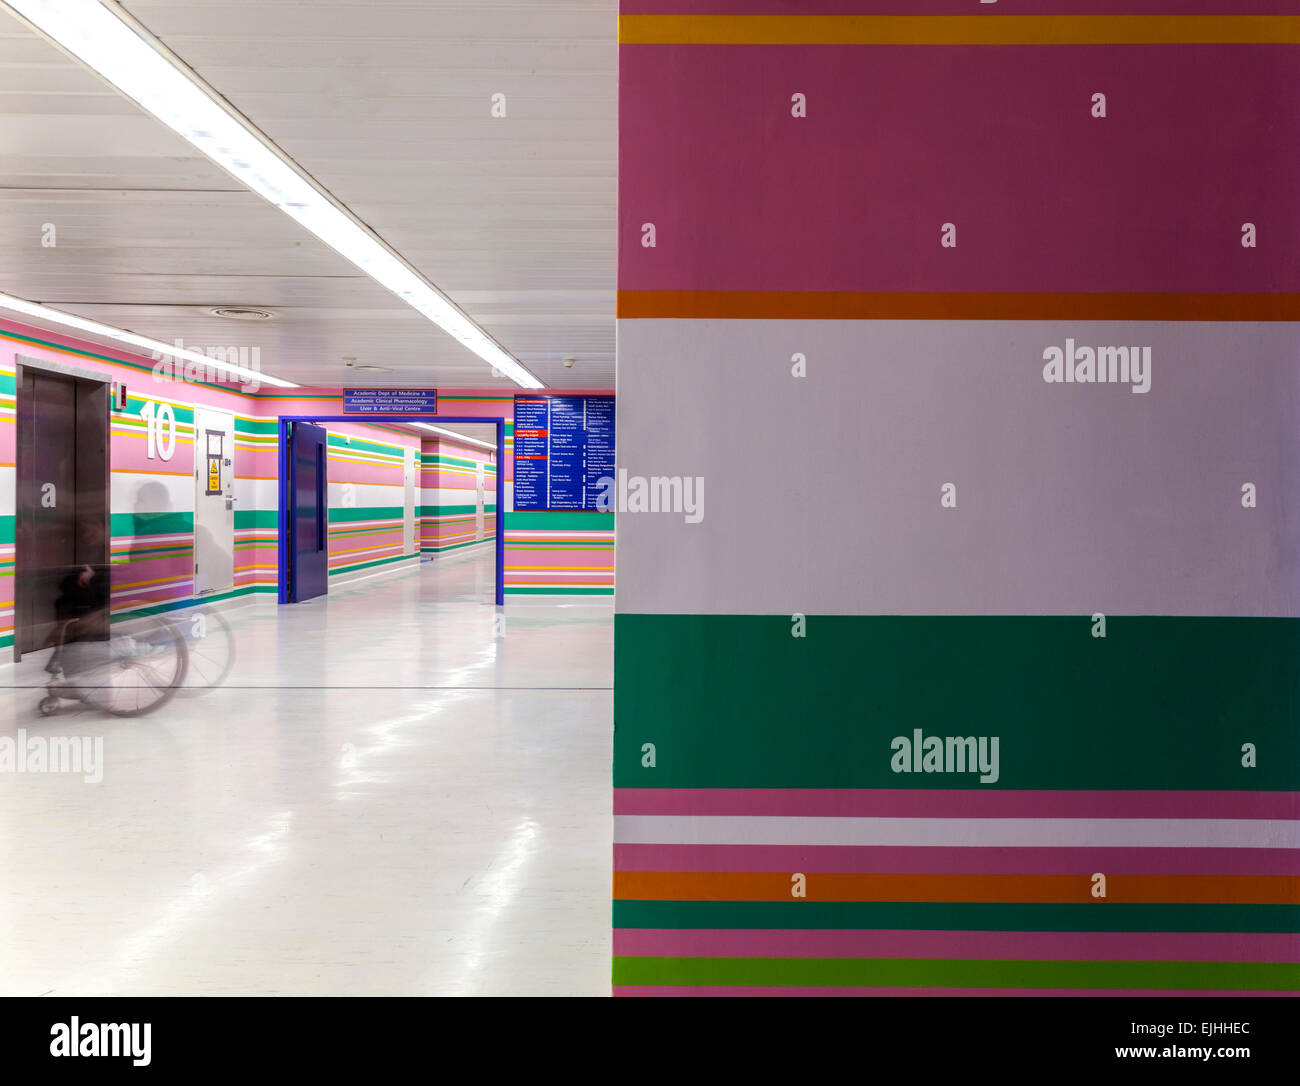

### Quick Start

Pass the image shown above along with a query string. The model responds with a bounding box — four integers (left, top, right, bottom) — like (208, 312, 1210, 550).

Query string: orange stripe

(614, 871, 1300, 905)
(617, 290, 1300, 322)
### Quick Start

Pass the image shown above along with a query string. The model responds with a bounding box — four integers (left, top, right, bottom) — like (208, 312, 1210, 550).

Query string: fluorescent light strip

(0, 289, 297, 387)
(3, 0, 544, 390)
(415, 423, 497, 451)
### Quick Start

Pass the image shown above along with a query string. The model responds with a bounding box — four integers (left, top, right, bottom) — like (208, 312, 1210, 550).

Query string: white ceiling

(0, 0, 616, 389)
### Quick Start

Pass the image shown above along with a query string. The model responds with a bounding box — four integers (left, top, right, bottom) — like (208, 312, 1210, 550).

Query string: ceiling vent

(208, 306, 274, 321)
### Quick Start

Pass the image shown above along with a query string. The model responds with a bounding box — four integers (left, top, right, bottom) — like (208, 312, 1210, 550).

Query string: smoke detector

(208, 306, 274, 321)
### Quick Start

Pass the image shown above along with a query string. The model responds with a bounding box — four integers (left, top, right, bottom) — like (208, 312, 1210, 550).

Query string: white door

(193, 409, 235, 595)
(475, 462, 485, 541)
(403, 446, 416, 556)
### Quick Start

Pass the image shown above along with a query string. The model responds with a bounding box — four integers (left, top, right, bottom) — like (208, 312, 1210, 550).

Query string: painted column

(614, 2, 1300, 994)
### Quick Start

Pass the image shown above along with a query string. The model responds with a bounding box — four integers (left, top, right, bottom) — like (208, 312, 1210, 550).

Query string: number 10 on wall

(139, 400, 177, 461)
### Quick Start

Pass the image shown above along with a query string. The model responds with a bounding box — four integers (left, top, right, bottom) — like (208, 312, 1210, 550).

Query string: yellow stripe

(618, 14, 1300, 46)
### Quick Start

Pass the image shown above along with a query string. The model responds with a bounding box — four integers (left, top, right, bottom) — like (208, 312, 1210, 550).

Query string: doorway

(278, 415, 505, 606)
(14, 361, 110, 660)
(193, 409, 236, 596)
(287, 421, 329, 603)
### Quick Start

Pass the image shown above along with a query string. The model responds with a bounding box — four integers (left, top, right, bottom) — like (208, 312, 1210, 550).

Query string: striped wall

(420, 435, 497, 554)
(0, 324, 615, 648)
(614, 2, 1300, 994)
(504, 511, 614, 596)
(323, 424, 419, 583)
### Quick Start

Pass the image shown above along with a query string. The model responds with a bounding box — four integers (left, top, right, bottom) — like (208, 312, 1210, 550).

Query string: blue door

(289, 422, 328, 602)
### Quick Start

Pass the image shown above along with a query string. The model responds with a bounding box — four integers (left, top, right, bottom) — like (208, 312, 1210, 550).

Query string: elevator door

(15, 369, 109, 658)
(289, 422, 329, 602)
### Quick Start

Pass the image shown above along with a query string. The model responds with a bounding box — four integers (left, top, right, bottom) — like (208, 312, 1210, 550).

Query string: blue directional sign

(512, 395, 615, 511)
(343, 388, 438, 414)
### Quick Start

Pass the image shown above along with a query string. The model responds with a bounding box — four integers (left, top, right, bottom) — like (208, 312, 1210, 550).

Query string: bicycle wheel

(70, 615, 189, 717)
(176, 607, 236, 694)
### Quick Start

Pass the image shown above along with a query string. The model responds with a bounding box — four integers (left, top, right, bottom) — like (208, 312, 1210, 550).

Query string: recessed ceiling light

(208, 306, 273, 321)
(352, 364, 390, 373)
(0, 0, 544, 390)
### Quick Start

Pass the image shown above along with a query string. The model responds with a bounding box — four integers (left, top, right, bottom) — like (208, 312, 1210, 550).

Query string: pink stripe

(615, 986, 1298, 997)
(614, 844, 1300, 875)
(614, 929, 1300, 962)
(614, 788, 1300, 819)
(619, 46, 1300, 293)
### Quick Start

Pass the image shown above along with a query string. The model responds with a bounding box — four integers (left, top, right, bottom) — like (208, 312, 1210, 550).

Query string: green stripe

(235, 418, 280, 435)
(614, 615, 1300, 790)
(235, 510, 277, 530)
(505, 512, 614, 530)
(613, 900, 1300, 934)
(326, 432, 407, 456)
(0, 515, 13, 545)
(612, 956, 1300, 991)
(421, 504, 487, 515)
(0, 372, 15, 395)
(110, 512, 193, 536)
(330, 553, 416, 576)
(112, 583, 274, 619)
(328, 506, 403, 523)
(123, 395, 194, 426)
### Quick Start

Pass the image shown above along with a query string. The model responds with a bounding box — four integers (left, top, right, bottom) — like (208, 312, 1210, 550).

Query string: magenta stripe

(623, 2, 1300, 13)
(614, 789, 1299, 819)
(613, 844, 1300, 876)
(614, 986, 1298, 997)
(613, 929, 1300, 962)
(619, 46, 1300, 293)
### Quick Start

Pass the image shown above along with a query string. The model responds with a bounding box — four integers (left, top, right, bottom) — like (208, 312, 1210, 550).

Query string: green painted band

(613, 900, 1300, 934)
(110, 512, 194, 536)
(613, 614, 1300, 789)
(505, 512, 615, 530)
(235, 510, 278, 530)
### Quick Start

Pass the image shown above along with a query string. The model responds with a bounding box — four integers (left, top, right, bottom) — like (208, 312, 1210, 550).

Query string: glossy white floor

(0, 546, 613, 996)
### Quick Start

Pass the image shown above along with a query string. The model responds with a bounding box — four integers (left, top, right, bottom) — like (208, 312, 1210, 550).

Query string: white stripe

(614, 815, 1300, 849)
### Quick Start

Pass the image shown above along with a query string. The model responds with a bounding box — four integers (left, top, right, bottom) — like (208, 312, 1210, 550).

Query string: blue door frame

(277, 415, 506, 606)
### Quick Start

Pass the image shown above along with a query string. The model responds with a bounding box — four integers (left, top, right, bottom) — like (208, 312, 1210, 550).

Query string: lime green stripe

(505, 512, 614, 530)
(614, 615, 1300, 790)
(612, 956, 1300, 991)
(613, 900, 1300, 934)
